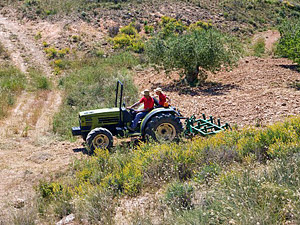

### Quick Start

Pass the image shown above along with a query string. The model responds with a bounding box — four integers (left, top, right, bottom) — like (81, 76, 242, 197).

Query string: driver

(127, 89, 154, 131)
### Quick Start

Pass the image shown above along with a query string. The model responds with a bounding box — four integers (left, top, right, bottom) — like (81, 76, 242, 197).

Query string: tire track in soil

(0, 15, 80, 222)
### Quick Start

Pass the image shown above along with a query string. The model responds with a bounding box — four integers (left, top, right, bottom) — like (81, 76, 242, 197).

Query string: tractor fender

(140, 108, 180, 135)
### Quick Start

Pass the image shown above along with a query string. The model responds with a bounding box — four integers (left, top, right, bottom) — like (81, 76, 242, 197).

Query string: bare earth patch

(134, 57, 300, 128)
(0, 14, 84, 222)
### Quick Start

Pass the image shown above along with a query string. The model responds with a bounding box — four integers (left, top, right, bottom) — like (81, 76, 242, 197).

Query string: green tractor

(72, 81, 184, 152)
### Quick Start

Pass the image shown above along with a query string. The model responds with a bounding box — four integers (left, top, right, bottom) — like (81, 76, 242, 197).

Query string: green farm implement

(184, 114, 230, 137)
(72, 80, 230, 152)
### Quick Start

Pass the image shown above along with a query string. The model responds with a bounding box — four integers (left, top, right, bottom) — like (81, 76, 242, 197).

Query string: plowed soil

(134, 32, 300, 128)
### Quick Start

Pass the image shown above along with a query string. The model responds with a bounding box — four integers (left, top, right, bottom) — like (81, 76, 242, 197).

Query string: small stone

(282, 103, 287, 106)
(56, 214, 75, 225)
(14, 198, 25, 209)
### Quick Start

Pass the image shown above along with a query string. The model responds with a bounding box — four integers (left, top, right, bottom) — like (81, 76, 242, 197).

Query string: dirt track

(0, 14, 82, 221)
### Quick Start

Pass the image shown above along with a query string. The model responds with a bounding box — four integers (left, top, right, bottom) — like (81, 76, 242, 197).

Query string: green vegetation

(146, 28, 241, 85)
(166, 154, 300, 224)
(221, 0, 300, 34)
(53, 52, 139, 139)
(28, 68, 51, 90)
(111, 23, 145, 53)
(252, 37, 266, 57)
(164, 181, 194, 211)
(0, 65, 26, 118)
(276, 19, 300, 68)
(37, 116, 300, 223)
(0, 65, 51, 118)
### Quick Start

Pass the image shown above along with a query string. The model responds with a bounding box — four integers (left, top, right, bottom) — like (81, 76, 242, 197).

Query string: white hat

(154, 87, 162, 92)
(141, 89, 150, 96)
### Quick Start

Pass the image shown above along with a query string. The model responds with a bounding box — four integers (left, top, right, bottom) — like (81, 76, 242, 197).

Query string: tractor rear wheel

(145, 113, 183, 142)
(86, 128, 113, 153)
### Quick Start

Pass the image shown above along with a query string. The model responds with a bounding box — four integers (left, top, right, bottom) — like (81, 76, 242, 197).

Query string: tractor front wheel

(145, 113, 183, 142)
(86, 128, 113, 153)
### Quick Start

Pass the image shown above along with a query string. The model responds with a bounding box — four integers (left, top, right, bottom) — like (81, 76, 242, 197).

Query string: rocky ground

(134, 31, 300, 128)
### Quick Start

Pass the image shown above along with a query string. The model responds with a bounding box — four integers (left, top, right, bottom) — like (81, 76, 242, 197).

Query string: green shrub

(146, 29, 241, 85)
(28, 68, 51, 90)
(120, 23, 138, 36)
(164, 181, 194, 211)
(0, 65, 26, 117)
(37, 181, 73, 218)
(34, 31, 42, 40)
(252, 37, 265, 57)
(276, 19, 300, 67)
(159, 16, 187, 39)
(189, 20, 212, 31)
(194, 163, 221, 184)
(44, 47, 57, 59)
(111, 23, 145, 53)
(144, 25, 154, 34)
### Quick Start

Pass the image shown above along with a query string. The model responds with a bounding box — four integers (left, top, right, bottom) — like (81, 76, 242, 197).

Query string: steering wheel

(128, 108, 136, 113)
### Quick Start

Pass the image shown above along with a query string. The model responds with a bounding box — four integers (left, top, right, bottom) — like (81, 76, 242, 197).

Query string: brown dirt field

(134, 29, 299, 129)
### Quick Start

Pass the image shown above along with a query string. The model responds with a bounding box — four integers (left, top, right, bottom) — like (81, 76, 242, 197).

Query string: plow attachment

(184, 114, 230, 137)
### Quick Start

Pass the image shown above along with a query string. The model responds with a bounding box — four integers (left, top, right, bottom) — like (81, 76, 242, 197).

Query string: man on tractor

(154, 87, 171, 107)
(127, 89, 154, 131)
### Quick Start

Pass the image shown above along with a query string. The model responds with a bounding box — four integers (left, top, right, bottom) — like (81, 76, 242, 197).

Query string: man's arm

(166, 96, 171, 103)
(127, 101, 141, 109)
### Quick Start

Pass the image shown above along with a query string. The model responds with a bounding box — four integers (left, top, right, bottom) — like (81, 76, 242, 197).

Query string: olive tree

(146, 29, 240, 85)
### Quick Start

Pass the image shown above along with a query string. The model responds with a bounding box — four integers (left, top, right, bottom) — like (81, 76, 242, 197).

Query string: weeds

(252, 37, 265, 57)
(75, 188, 116, 224)
(276, 18, 300, 67)
(111, 23, 145, 53)
(28, 68, 51, 90)
(170, 154, 300, 224)
(53, 51, 138, 139)
(164, 181, 194, 211)
(0, 65, 26, 118)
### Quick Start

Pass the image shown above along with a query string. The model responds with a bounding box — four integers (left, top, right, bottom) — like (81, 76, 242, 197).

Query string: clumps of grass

(252, 37, 266, 57)
(43, 46, 70, 74)
(164, 181, 194, 211)
(75, 188, 116, 224)
(0, 42, 10, 60)
(28, 68, 51, 90)
(193, 163, 221, 185)
(38, 116, 300, 222)
(34, 31, 42, 40)
(53, 51, 139, 139)
(0, 65, 26, 118)
(144, 25, 154, 34)
(170, 154, 300, 224)
(44, 46, 70, 60)
(111, 22, 145, 53)
(10, 203, 38, 225)
(37, 181, 73, 219)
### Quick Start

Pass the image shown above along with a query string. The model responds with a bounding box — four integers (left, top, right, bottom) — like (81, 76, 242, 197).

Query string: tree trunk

(185, 67, 199, 86)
